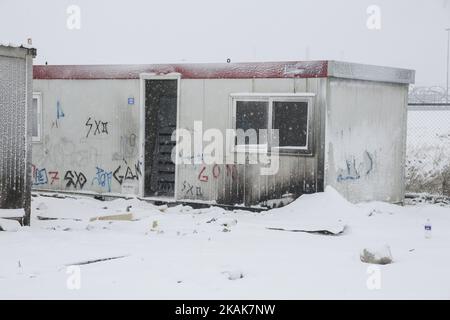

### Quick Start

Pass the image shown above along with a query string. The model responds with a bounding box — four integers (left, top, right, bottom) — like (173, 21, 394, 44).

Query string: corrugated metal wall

(0, 49, 32, 224)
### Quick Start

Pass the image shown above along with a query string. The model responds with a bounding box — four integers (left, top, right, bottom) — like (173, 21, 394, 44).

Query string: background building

(32, 60, 414, 206)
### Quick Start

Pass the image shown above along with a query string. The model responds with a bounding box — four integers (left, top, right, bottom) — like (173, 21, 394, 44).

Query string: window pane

(32, 98, 38, 138)
(273, 101, 308, 147)
(236, 101, 268, 145)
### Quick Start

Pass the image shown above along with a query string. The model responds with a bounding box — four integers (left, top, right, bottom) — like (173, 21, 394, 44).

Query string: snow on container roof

(33, 60, 415, 84)
(0, 44, 37, 59)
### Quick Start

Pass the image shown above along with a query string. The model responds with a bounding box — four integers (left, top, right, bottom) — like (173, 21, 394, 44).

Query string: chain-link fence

(406, 86, 450, 196)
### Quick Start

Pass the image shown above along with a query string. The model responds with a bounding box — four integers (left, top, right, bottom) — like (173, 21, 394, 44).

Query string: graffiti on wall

(64, 170, 87, 189)
(198, 166, 208, 182)
(337, 151, 374, 182)
(197, 164, 237, 182)
(85, 117, 109, 138)
(113, 160, 142, 185)
(92, 167, 113, 192)
(181, 180, 203, 197)
(48, 171, 60, 185)
(51, 101, 65, 129)
(112, 133, 138, 160)
(32, 165, 60, 186)
(179, 163, 239, 199)
(32, 165, 48, 186)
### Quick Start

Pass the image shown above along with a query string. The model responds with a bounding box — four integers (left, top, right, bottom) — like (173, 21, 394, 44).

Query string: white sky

(1, 0, 449, 86)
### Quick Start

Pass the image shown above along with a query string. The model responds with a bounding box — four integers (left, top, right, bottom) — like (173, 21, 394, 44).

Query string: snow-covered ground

(406, 109, 450, 195)
(1, 187, 450, 300)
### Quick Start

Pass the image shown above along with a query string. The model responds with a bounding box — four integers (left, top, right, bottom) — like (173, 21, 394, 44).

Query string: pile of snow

(33, 195, 164, 222)
(0, 209, 23, 232)
(264, 186, 361, 235)
(0, 218, 20, 232)
(222, 269, 245, 280)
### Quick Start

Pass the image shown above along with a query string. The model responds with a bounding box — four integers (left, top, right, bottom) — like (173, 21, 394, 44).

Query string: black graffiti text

(113, 161, 142, 185)
(85, 117, 109, 138)
(64, 170, 87, 189)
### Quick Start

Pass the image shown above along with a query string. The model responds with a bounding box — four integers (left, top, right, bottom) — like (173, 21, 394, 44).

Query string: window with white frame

(32, 92, 42, 142)
(231, 94, 314, 155)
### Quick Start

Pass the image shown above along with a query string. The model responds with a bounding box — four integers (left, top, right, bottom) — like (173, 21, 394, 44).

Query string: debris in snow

(424, 218, 432, 239)
(35, 192, 75, 199)
(215, 217, 238, 228)
(85, 224, 96, 231)
(17, 260, 23, 275)
(368, 209, 391, 217)
(0, 208, 25, 219)
(147, 220, 164, 235)
(206, 217, 217, 224)
(89, 213, 133, 222)
(66, 255, 128, 266)
(222, 270, 244, 280)
(263, 193, 296, 208)
(155, 205, 168, 212)
(0, 218, 21, 232)
(166, 204, 193, 214)
(37, 216, 82, 222)
(360, 245, 393, 265)
(36, 202, 48, 211)
(266, 226, 346, 236)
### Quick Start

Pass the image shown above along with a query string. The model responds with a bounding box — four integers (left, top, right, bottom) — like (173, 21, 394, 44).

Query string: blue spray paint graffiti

(52, 101, 65, 128)
(57, 101, 65, 119)
(337, 151, 374, 183)
(337, 159, 360, 182)
(32, 165, 48, 185)
(92, 167, 113, 192)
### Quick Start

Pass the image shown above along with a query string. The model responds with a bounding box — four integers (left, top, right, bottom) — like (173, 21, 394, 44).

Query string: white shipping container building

(31, 60, 415, 207)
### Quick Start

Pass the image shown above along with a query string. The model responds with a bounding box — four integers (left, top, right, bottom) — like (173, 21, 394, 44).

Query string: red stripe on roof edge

(33, 61, 329, 80)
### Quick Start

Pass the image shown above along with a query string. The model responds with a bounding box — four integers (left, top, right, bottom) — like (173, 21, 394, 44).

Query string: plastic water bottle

(424, 219, 432, 239)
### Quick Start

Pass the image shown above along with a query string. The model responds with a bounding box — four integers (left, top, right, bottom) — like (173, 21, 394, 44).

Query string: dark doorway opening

(144, 79, 178, 197)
